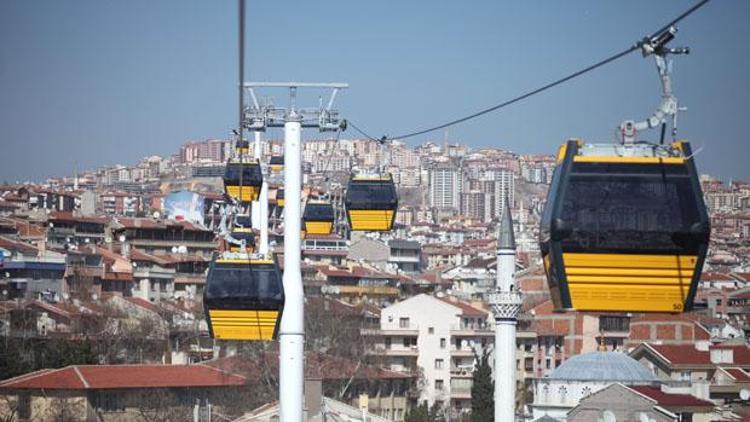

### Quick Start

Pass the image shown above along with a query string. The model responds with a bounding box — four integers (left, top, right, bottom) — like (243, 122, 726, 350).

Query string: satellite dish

(740, 389, 750, 401)
(171, 246, 178, 253)
(118, 234, 126, 243)
(105, 236, 112, 244)
(153, 211, 161, 219)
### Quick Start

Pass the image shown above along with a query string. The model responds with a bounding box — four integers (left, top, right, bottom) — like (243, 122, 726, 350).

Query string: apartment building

(363, 294, 492, 416)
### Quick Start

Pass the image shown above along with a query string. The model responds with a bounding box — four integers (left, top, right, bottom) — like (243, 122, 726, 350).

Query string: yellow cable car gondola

(540, 139, 710, 313)
(276, 188, 285, 208)
(270, 156, 284, 173)
(228, 214, 254, 252)
(345, 174, 398, 231)
(303, 200, 335, 235)
(228, 228, 255, 253)
(224, 159, 263, 203)
(203, 257, 284, 341)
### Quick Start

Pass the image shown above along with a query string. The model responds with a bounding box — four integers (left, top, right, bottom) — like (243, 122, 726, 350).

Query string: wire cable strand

(349, 0, 710, 142)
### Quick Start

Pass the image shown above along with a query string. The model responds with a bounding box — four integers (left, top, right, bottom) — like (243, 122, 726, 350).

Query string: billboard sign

(164, 191, 205, 224)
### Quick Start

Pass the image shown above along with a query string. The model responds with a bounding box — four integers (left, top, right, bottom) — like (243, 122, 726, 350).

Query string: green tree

(404, 401, 446, 422)
(470, 348, 494, 422)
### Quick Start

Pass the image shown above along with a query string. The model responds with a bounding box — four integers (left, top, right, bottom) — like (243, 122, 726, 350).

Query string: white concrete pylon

(279, 114, 304, 422)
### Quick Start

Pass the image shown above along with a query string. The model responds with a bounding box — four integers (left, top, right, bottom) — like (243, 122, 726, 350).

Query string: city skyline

(1, 1, 749, 183)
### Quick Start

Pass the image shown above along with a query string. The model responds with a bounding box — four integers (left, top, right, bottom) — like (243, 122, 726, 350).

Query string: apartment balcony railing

(366, 346, 419, 357)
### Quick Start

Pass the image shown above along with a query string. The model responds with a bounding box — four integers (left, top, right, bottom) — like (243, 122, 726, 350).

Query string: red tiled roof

(0, 365, 245, 390)
(206, 352, 412, 381)
(0, 236, 39, 254)
(729, 289, 750, 300)
(436, 297, 487, 317)
(723, 368, 750, 382)
(48, 211, 109, 225)
(711, 345, 750, 365)
(647, 344, 710, 365)
(123, 297, 161, 314)
(629, 386, 714, 408)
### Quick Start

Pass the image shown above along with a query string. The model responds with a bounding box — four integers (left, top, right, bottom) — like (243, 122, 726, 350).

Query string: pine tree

(470, 348, 494, 422)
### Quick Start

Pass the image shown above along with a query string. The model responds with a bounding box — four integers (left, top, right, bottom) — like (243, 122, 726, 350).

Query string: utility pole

(243, 82, 347, 421)
(489, 198, 522, 422)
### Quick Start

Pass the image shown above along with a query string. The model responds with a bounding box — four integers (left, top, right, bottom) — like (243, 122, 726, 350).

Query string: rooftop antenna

(618, 26, 690, 145)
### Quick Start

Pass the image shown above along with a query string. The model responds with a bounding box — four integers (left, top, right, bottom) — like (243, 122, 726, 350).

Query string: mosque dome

(549, 352, 657, 384)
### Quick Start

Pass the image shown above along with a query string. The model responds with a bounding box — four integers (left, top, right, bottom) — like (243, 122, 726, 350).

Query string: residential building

(429, 162, 461, 212)
(0, 364, 246, 421)
(362, 294, 492, 416)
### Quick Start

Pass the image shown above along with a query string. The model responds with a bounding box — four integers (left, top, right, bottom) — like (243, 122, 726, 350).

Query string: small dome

(549, 352, 657, 383)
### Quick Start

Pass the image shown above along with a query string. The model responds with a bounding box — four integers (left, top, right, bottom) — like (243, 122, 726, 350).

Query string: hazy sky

(1, 0, 748, 183)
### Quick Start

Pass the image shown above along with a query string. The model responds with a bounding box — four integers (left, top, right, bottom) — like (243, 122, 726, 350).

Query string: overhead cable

(349, 0, 710, 142)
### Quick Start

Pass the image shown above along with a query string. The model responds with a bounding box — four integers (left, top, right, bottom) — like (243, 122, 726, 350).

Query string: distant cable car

(345, 174, 398, 231)
(228, 228, 255, 253)
(540, 139, 710, 313)
(276, 188, 285, 208)
(203, 257, 284, 341)
(270, 156, 284, 172)
(224, 159, 263, 203)
(303, 200, 335, 235)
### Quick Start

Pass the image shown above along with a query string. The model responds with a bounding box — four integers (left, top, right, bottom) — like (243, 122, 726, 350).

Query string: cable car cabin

(203, 258, 284, 341)
(345, 175, 398, 231)
(270, 156, 284, 172)
(234, 214, 252, 229)
(228, 228, 255, 253)
(276, 188, 285, 208)
(540, 139, 710, 313)
(303, 201, 335, 235)
(224, 160, 263, 203)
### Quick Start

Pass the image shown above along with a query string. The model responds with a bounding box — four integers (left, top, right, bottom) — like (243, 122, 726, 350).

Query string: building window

(385, 337, 391, 350)
(599, 315, 630, 332)
(399, 317, 410, 328)
(403, 337, 417, 348)
(546, 359, 551, 369)
(18, 394, 30, 420)
(558, 386, 567, 403)
(428, 327, 434, 334)
(680, 371, 691, 381)
(435, 359, 444, 369)
(435, 379, 444, 390)
(440, 338, 446, 349)
(524, 357, 534, 371)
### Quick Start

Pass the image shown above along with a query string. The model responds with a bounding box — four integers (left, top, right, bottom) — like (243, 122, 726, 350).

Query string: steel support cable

(237, 0, 246, 206)
(348, 0, 710, 142)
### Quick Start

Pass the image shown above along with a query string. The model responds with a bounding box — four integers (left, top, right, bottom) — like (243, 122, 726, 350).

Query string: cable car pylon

(243, 81, 347, 422)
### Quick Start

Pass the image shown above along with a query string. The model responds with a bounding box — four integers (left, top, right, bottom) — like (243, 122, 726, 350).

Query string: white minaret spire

(490, 197, 522, 421)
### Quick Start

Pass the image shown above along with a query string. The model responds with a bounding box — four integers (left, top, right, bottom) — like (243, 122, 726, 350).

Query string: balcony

(388, 255, 421, 263)
(450, 386, 472, 399)
(450, 366, 474, 378)
(450, 323, 493, 337)
(361, 328, 420, 337)
(366, 346, 419, 357)
(450, 347, 475, 357)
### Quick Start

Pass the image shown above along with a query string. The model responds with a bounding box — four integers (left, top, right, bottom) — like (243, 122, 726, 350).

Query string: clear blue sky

(1, 0, 748, 183)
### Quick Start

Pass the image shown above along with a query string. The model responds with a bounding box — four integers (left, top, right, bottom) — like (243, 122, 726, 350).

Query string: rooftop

(549, 351, 657, 383)
(0, 364, 246, 390)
